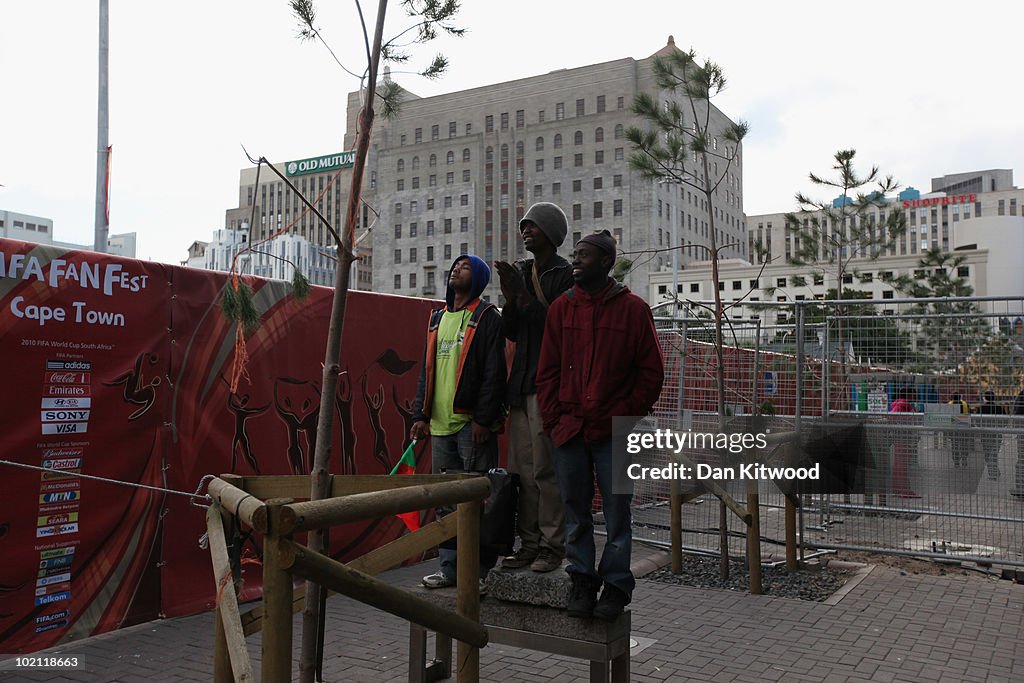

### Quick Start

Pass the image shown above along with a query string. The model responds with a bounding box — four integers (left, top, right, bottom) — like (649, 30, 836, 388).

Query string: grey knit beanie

(519, 202, 568, 248)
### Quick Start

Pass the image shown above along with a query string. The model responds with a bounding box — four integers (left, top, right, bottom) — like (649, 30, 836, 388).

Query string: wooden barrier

(203, 473, 491, 682)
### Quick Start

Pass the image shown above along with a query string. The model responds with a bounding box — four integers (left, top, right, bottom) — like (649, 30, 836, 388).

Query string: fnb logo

(40, 491, 80, 503)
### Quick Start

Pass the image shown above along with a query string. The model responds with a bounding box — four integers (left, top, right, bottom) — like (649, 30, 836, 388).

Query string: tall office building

(221, 38, 746, 302)
(362, 37, 746, 301)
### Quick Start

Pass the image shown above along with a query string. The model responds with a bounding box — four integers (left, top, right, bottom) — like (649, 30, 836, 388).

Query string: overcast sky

(3, 1, 1022, 264)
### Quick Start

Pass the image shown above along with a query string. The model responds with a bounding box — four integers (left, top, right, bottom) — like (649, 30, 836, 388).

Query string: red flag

(389, 441, 420, 531)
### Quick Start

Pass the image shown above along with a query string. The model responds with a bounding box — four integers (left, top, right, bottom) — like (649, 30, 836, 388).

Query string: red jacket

(536, 279, 664, 447)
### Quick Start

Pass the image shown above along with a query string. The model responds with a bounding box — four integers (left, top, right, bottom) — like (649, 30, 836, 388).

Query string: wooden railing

(204, 473, 491, 683)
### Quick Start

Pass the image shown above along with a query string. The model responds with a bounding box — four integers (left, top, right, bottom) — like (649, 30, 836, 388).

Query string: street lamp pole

(93, 0, 110, 253)
(671, 182, 679, 315)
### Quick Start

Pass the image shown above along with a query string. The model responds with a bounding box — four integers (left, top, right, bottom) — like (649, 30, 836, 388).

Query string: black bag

(480, 468, 518, 555)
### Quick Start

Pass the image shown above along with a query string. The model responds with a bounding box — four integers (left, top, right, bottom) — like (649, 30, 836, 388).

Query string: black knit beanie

(519, 202, 568, 248)
(577, 229, 617, 259)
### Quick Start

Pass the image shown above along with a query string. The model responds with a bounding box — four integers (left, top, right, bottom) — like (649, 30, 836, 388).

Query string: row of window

(394, 216, 470, 239)
(396, 169, 471, 190)
(396, 149, 471, 171)
(393, 194, 470, 216)
(532, 148, 626, 171)
(396, 96, 628, 146)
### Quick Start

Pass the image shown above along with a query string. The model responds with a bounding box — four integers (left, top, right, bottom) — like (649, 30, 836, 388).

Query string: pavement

(1, 546, 1022, 682)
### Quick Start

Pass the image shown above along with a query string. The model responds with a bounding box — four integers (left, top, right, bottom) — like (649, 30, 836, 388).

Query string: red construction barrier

(0, 238, 437, 653)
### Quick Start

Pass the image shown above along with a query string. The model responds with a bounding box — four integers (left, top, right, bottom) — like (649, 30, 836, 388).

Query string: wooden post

(784, 441, 799, 571)
(745, 477, 762, 595)
(455, 498, 481, 683)
(207, 504, 255, 682)
(670, 478, 682, 575)
(261, 499, 294, 683)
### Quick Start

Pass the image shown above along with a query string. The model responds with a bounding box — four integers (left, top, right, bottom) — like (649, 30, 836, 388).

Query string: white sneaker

(422, 571, 455, 589)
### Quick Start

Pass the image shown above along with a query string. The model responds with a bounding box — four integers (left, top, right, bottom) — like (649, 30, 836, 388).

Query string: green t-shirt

(430, 308, 473, 436)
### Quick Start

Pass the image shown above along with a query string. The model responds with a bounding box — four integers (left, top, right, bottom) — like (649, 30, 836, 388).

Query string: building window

(446, 172, 455, 184)
(485, 115, 494, 132)
(412, 176, 420, 189)
(574, 153, 583, 167)
(449, 121, 457, 138)
(397, 179, 404, 191)
(460, 194, 469, 206)
(444, 218, 452, 233)
(614, 124, 624, 140)
(394, 249, 402, 264)
(536, 137, 544, 152)
(572, 231, 581, 244)
(572, 179, 582, 193)
(426, 220, 435, 235)
(749, 279, 759, 289)
(410, 273, 417, 288)
(429, 174, 437, 187)
(536, 159, 544, 172)
(410, 200, 418, 213)
(553, 134, 562, 149)
(594, 151, 604, 164)
(613, 174, 622, 188)
(515, 109, 524, 128)
(574, 131, 583, 146)
(400, 134, 407, 146)
(394, 274, 401, 289)
(595, 127, 604, 143)
(538, 110, 545, 123)
(554, 156, 563, 170)
(593, 177, 603, 190)
(690, 283, 699, 293)
(429, 154, 437, 167)
(500, 112, 509, 130)
(446, 151, 455, 164)
(613, 199, 622, 216)
(813, 274, 824, 285)
(842, 273, 854, 284)
(614, 148, 624, 161)
(394, 224, 402, 238)
(593, 201, 603, 218)
(394, 202, 402, 215)
(460, 217, 469, 232)
(957, 265, 969, 277)
(597, 95, 606, 113)
(444, 244, 452, 260)
(576, 98, 585, 116)
(555, 102, 564, 120)
(732, 280, 742, 290)
(616, 96, 624, 109)
(410, 247, 417, 263)
(397, 158, 405, 172)
(572, 204, 582, 221)
(533, 184, 543, 197)
(776, 277, 786, 288)
(444, 196, 453, 209)
(410, 222, 418, 237)
(882, 290, 893, 299)
(415, 128, 423, 143)
(463, 148, 471, 162)
(552, 182, 561, 195)
(462, 169, 471, 182)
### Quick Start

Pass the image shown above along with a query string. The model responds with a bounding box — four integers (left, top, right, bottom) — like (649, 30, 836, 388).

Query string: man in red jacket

(536, 230, 664, 620)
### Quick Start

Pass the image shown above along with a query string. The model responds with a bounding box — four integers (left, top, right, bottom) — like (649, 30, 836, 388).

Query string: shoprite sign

(285, 151, 356, 177)
(901, 193, 977, 209)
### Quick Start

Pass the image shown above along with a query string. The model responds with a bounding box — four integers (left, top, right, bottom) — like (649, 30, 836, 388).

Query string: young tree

(626, 46, 748, 427)
(776, 150, 907, 404)
(884, 248, 988, 375)
(626, 46, 748, 580)
(286, 3, 464, 680)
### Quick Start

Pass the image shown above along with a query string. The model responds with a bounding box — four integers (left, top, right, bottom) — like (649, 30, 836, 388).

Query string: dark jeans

(432, 422, 498, 580)
(553, 435, 635, 598)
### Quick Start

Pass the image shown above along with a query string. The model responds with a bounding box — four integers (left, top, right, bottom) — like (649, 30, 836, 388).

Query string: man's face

(519, 221, 551, 254)
(449, 258, 474, 292)
(571, 242, 610, 286)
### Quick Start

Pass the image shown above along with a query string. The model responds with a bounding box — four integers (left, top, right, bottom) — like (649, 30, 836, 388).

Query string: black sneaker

(593, 584, 630, 621)
(566, 574, 599, 619)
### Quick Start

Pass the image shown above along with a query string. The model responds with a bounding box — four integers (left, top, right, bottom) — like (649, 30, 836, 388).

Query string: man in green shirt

(411, 255, 507, 588)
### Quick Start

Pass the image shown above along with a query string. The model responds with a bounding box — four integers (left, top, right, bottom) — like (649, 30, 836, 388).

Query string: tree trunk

(299, 2, 390, 681)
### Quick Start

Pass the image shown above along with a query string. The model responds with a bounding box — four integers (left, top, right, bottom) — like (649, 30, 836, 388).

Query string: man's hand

(494, 260, 526, 306)
(471, 421, 490, 448)
(410, 420, 429, 442)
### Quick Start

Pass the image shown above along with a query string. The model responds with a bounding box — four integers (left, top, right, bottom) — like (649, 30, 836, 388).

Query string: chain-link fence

(617, 295, 1024, 568)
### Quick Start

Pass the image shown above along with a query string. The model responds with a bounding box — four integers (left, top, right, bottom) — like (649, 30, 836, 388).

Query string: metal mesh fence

(616, 295, 1024, 568)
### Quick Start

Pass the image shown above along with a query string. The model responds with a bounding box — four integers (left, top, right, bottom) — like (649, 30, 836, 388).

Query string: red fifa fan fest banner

(0, 238, 437, 653)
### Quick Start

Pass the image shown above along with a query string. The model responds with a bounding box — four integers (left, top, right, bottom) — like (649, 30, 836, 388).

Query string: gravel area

(643, 554, 852, 602)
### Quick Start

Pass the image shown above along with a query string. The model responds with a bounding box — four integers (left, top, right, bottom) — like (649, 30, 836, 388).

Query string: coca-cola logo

(49, 373, 80, 384)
